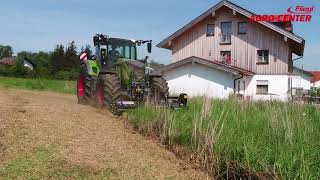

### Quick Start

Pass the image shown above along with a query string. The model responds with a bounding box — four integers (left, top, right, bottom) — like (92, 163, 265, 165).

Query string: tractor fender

(82, 60, 99, 76)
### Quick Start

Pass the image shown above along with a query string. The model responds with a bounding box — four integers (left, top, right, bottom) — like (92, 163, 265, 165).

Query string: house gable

(157, 0, 304, 56)
(165, 6, 293, 74)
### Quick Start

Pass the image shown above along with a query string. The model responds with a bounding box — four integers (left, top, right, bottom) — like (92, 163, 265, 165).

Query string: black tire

(102, 74, 123, 115)
(150, 77, 169, 104)
(77, 64, 91, 104)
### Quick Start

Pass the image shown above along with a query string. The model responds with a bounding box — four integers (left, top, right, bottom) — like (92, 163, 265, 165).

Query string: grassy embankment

(0, 76, 76, 94)
(128, 98, 320, 179)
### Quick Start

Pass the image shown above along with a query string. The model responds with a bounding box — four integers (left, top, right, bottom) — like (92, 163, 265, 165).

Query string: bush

(53, 69, 79, 80)
(3, 61, 36, 78)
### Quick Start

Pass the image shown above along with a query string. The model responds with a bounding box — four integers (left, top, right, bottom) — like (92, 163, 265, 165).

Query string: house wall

(291, 69, 312, 90)
(163, 63, 235, 98)
(235, 75, 290, 101)
(162, 63, 307, 101)
(171, 7, 290, 75)
(23, 60, 33, 70)
(313, 81, 320, 88)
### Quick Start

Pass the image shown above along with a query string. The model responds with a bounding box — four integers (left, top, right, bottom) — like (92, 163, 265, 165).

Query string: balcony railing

(220, 33, 232, 44)
(220, 56, 232, 65)
(218, 57, 237, 66)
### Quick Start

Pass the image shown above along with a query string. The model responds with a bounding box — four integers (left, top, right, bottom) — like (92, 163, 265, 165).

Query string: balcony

(220, 33, 232, 44)
(218, 55, 237, 67)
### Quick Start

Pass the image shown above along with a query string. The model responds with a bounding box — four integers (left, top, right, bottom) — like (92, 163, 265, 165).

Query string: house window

(238, 22, 247, 34)
(220, 51, 231, 64)
(220, 22, 232, 43)
(257, 50, 269, 64)
(256, 80, 269, 95)
(207, 24, 215, 36)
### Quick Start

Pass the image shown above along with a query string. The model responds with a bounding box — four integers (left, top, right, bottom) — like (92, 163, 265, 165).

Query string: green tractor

(77, 34, 187, 115)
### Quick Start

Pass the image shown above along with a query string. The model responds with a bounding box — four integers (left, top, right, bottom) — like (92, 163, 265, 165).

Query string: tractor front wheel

(149, 77, 169, 104)
(102, 74, 123, 115)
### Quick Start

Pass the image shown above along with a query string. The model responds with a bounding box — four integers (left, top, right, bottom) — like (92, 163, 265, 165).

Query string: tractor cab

(93, 34, 151, 71)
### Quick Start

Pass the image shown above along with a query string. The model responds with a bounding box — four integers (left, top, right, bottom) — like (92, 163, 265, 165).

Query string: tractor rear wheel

(150, 77, 169, 104)
(77, 64, 92, 104)
(102, 74, 123, 115)
(95, 76, 105, 108)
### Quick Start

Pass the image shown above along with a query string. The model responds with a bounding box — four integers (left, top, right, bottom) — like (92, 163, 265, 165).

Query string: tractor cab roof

(108, 38, 136, 45)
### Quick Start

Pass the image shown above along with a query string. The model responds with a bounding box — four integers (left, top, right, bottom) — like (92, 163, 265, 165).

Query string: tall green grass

(0, 76, 76, 94)
(128, 98, 320, 179)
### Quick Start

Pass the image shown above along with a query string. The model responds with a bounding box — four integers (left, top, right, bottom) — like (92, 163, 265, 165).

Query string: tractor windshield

(107, 38, 137, 60)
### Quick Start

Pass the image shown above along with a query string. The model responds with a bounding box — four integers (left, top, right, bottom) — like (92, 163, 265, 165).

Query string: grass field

(0, 77, 76, 94)
(128, 98, 320, 179)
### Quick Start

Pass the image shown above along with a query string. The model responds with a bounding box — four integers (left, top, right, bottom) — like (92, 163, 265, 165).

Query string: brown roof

(152, 56, 254, 76)
(293, 66, 313, 77)
(310, 71, 320, 83)
(157, 0, 305, 56)
(0, 57, 16, 65)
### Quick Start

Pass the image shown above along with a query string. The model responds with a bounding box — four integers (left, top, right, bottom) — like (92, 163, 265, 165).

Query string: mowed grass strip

(0, 76, 76, 94)
(128, 98, 320, 179)
(0, 147, 116, 179)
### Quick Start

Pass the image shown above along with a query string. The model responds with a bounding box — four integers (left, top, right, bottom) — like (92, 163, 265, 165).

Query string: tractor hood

(125, 60, 146, 78)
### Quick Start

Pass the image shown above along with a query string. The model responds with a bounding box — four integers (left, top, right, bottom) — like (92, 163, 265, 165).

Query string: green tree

(0, 45, 13, 59)
(65, 41, 78, 70)
(49, 45, 65, 74)
(81, 45, 93, 59)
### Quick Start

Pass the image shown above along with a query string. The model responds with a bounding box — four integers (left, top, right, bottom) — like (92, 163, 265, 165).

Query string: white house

(155, 0, 306, 101)
(291, 67, 312, 90)
(289, 67, 313, 97)
(23, 59, 34, 70)
(311, 72, 320, 88)
(314, 81, 320, 88)
(153, 56, 253, 98)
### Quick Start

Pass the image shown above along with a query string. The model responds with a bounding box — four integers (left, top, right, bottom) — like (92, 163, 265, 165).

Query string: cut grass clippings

(0, 76, 76, 94)
(128, 98, 320, 179)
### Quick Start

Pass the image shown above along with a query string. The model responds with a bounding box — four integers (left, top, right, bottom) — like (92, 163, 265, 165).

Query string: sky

(0, 0, 319, 70)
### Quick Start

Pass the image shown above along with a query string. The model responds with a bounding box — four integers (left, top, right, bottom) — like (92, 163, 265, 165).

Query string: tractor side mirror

(93, 36, 99, 46)
(147, 42, 152, 53)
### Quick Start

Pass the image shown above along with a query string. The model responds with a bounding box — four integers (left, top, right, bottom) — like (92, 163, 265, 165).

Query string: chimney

(284, 21, 293, 32)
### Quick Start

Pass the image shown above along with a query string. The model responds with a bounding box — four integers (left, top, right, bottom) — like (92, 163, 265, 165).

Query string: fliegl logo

(287, 6, 314, 14)
(250, 5, 314, 23)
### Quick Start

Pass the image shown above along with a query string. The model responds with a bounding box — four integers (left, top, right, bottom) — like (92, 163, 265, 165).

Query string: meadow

(0, 77, 76, 94)
(128, 98, 320, 179)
